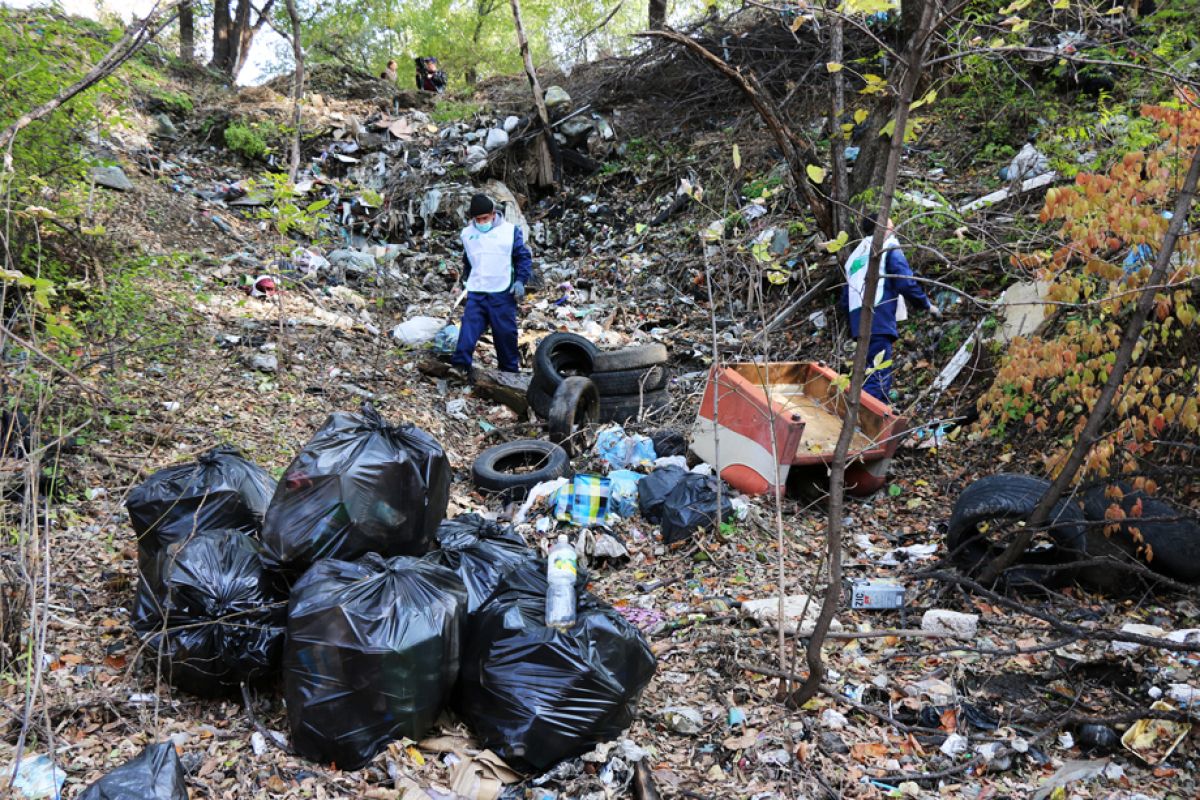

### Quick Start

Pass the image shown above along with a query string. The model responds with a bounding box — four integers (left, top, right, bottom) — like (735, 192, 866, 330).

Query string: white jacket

(461, 215, 517, 293)
(844, 234, 907, 322)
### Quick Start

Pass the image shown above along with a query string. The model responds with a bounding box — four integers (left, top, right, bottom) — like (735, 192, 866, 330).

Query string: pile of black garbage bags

(124, 403, 655, 778)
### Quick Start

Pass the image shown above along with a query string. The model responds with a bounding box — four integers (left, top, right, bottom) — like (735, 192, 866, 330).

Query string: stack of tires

(528, 333, 670, 426)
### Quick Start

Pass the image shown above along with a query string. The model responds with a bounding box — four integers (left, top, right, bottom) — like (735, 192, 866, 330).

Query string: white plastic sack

(391, 316, 445, 346)
(484, 128, 509, 151)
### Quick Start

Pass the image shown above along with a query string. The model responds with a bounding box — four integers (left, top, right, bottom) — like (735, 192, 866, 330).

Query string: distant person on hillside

(380, 59, 398, 82)
(415, 56, 447, 93)
(841, 214, 940, 404)
(450, 194, 533, 380)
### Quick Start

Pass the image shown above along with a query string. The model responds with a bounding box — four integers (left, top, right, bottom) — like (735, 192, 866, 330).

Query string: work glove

(928, 304, 942, 319)
(510, 280, 525, 301)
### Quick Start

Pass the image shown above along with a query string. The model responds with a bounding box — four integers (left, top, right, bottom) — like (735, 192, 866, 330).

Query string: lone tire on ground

(593, 343, 668, 372)
(471, 440, 571, 501)
(947, 473, 1088, 590)
(548, 377, 600, 457)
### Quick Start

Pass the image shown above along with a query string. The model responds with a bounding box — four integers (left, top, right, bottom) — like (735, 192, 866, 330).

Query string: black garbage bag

(637, 465, 688, 524)
(261, 405, 450, 577)
(131, 529, 285, 697)
(423, 514, 539, 613)
(126, 446, 273, 596)
(284, 554, 466, 770)
(455, 560, 656, 773)
(660, 473, 733, 544)
(78, 742, 188, 800)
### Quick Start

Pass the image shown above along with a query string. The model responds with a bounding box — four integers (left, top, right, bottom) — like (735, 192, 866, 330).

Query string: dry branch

(635, 28, 834, 237)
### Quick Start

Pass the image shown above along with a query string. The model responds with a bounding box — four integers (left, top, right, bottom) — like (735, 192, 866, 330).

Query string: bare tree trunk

(510, 0, 557, 188)
(284, 0, 304, 183)
(233, 0, 276, 80)
(179, 0, 195, 63)
(649, 0, 667, 29)
(848, 0, 929, 204)
(1, 2, 184, 169)
(979, 144, 1200, 584)
(211, 0, 232, 73)
(828, 10, 848, 235)
(789, 0, 938, 708)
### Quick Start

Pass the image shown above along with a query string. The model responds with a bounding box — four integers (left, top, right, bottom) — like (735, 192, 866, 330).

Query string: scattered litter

(920, 609, 979, 639)
(8, 753, 67, 800)
(448, 750, 521, 800)
(552, 474, 612, 527)
(595, 425, 656, 468)
(392, 315, 446, 346)
(1121, 701, 1191, 764)
(847, 579, 906, 610)
(739, 594, 842, 636)
(1032, 759, 1108, 800)
(607, 469, 643, 518)
(940, 733, 968, 756)
(661, 706, 704, 735)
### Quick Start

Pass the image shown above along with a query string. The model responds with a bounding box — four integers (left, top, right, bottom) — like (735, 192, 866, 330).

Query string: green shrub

(224, 121, 271, 160)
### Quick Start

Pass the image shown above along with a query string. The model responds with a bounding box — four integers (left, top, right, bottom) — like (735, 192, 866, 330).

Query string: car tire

(471, 440, 571, 501)
(589, 364, 668, 396)
(597, 390, 669, 424)
(946, 474, 1088, 590)
(1082, 482, 1200, 584)
(593, 342, 668, 372)
(531, 333, 597, 394)
(547, 377, 600, 457)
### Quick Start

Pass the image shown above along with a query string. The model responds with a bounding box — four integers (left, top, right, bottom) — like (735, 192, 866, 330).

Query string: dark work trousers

(451, 290, 519, 372)
(863, 333, 896, 403)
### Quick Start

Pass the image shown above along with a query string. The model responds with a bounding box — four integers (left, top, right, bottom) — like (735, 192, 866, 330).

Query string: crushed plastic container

(261, 404, 450, 578)
(132, 529, 285, 697)
(284, 554, 466, 770)
(455, 561, 656, 772)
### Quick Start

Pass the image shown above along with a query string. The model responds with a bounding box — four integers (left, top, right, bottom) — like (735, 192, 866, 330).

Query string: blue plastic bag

(607, 470, 643, 518)
(596, 426, 657, 469)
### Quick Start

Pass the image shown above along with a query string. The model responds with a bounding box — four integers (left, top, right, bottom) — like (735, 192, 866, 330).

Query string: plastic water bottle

(546, 535, 578, 630)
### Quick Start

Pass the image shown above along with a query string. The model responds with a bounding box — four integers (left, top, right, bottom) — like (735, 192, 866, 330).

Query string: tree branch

(0, 1, 184, 168)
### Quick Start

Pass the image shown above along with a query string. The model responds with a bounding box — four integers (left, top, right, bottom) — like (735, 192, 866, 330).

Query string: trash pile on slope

(119, 404, 666, 783)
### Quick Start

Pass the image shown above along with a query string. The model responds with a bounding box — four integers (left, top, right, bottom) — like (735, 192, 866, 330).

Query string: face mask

(474, 220, 493, 233)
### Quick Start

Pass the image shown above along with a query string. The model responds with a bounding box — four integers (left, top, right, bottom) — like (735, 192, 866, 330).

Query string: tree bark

(510, 0, 557, 188)
(789, 0, 938, 708)
(211, 0, 232, 74)
(233, 0, 276, 80)
(284, 0, 304, 182)
(829, 10, 848, 236)
(649, 0, 667, 29)
(1, 2, 184, 169)
(978, 143, 1200, 585)
(179, 0, 195, 63)
(848, 0, 930, 204)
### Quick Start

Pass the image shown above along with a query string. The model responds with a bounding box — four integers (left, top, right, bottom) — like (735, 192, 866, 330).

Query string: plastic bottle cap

(557, 534, 568, 545)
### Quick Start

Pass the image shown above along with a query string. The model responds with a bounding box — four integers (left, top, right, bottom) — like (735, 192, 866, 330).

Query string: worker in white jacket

(450, 194, 533, 379)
